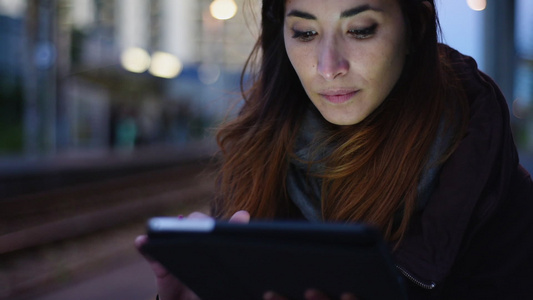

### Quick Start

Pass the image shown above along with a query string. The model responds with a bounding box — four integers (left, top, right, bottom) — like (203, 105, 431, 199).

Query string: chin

(313, 103, 366, 126)
(322, 114, 362, 126)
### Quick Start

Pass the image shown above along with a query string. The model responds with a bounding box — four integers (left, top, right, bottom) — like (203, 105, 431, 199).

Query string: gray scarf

(286, 107, 450, 222)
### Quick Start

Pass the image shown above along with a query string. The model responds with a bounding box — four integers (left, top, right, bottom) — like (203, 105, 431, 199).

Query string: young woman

(136, 0, 533, 299)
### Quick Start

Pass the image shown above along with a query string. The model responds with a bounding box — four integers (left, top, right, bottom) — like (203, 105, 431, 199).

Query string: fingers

(134, 235, 154, 261)
(305, 289, 358, 300)
(305, 289, 330, 300)
(229, 210, 251, 223)
(264, 289, 357, 300)
(134, 235, 171, 278)
(263, 291, 288, 300)
(134, 234, 148, 250)
(135, 213, 207, 300)
(136, 210, 250, 281)
(340, 293, 358, 300)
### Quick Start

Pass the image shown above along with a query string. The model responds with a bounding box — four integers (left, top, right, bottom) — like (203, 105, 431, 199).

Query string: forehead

(284, 0, 397, 17)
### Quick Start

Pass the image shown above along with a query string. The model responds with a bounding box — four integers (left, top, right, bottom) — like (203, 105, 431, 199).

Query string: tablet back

(142, 218, 407, 300)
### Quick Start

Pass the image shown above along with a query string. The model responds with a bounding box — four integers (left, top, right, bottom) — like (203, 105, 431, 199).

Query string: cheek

(358, 40, 406, 86)
(381, 46, 406, 85)
(285, 43, 314, 84)
(285, 39, 300, 73)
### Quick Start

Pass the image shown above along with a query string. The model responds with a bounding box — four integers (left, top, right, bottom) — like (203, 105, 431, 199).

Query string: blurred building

(513, 0, 533, 152)
(0, 0, 259, 157)
(0, 2, 25, 155)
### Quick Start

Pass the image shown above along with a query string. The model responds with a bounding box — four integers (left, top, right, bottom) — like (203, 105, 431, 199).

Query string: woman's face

(283, 0, 409, 125)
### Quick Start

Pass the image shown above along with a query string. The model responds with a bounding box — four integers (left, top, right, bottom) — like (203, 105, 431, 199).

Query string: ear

(422, 0, 433, 11)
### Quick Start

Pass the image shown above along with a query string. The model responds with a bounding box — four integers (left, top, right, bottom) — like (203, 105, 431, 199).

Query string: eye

(348, 23, 378, 39)
(292, 30, 318, 42)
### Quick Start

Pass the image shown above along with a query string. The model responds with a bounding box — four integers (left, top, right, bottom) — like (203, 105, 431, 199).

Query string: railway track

(0, 145, 217, 299)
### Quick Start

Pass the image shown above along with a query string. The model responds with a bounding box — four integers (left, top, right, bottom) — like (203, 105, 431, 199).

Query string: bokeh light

(467, 0, 487, 11)
(149, 51, 183, 79)
(120, 47, 151, 73)
(209, 0, 238, 20)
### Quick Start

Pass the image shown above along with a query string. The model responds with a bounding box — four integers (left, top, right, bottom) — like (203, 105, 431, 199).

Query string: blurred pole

(22, 0, 57, 156)
(55, 0, 73, 150)
(22, 0, 38, 155)
(483, 0, 516, 103)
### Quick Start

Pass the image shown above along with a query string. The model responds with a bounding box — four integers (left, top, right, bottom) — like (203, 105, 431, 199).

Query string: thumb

(229, 210, 250, 223)
(134, 235, 170, 278)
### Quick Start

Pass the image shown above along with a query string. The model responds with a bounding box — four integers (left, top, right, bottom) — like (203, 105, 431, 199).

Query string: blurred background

(0, 0, 531, 299)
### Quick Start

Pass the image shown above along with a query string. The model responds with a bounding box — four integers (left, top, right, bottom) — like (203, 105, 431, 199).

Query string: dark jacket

(394, 47, 533, 299)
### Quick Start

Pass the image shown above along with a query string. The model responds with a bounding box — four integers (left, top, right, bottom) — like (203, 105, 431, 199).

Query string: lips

(319, 90, 358, 104)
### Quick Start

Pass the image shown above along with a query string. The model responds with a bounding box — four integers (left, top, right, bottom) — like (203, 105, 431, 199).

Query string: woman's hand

(135, 210, 251, 300)
(263, 289, 358, 300)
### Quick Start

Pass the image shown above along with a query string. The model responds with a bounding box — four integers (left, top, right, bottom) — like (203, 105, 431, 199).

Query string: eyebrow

(341, 4, 380, 18)
(286, 4, 381, 20)
(286, 10, 315, 20)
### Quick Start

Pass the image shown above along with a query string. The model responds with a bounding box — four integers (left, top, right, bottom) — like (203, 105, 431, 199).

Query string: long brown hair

(213, 0, 468, 242)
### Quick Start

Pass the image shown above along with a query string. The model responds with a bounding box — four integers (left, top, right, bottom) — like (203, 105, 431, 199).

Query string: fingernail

(304, 289, 327, 300)
(341, 293, 358, 300)
(263, 291, 275, 300)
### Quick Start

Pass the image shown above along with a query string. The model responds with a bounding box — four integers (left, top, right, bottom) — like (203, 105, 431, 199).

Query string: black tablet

(142, 218, 407, 300)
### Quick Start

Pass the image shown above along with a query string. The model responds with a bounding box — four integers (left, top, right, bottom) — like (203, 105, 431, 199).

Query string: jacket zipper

(395, 265, 437, 290)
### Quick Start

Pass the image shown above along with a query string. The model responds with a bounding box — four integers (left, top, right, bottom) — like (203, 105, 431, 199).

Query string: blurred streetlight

(121, 48, 182, 79)
(467, 0, 487, 11)
(149, 51, 183, 79)
(209, 0, 238, 20)
(121, 47, 151, 73)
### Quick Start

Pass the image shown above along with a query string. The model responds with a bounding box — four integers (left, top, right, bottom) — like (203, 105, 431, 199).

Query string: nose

(317, 37, 349, 81)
